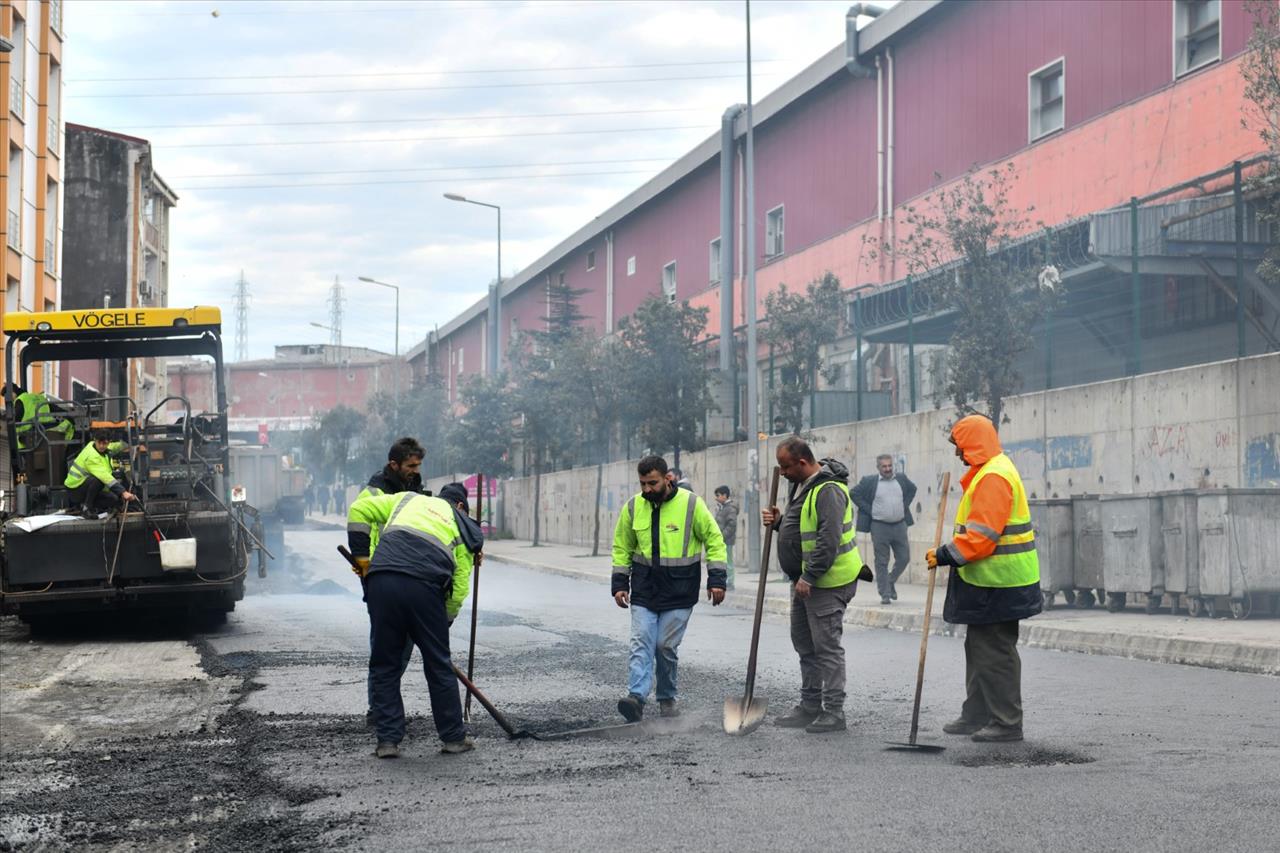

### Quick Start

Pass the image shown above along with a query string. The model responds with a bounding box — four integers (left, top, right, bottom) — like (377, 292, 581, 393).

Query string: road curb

(489, 547, 1280, 677)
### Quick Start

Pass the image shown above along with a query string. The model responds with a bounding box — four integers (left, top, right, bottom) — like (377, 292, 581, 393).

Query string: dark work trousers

(790, 581, 856, 712)
(871, 520, 910, 599)
(69, 478, 119, 513)
(365, 571, 466, 745)
(366, 620, 414, 713)
(961, 620, 1024, 729)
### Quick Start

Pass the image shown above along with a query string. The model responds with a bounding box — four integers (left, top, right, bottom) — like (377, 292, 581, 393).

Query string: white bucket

(159, 538, 198, 571)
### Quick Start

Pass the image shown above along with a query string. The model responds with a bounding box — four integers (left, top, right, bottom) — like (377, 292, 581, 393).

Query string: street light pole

(444, 193, 502, 375)
(743, 0, 762, 577)
(358, 276, 402, 427)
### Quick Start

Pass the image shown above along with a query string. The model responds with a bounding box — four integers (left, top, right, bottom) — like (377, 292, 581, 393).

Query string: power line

(71, 58, 783, 83)
(177, 167, 661, 192)
(171, 156, 677, 180)
(67, 71, 779, 99)
(78, 1, 659, 17)
(113, 106, 703, 131)
(162, 124, 710, 149)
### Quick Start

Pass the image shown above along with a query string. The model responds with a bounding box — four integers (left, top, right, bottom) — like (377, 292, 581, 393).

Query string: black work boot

(773, 704, 821, 728)
(971, 723, 1023, 743)
(942, 717, 988, 736)
(374, 741, 400, 759)
(805, 711, 847, 734)
(658, 699, 680, 718)
(617, 694, 644, 722)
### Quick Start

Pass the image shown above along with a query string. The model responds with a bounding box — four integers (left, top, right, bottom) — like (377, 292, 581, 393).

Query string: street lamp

(444, 192, 501, 375)
(309, 322, 345, 363)
(358, 276, 402, 427)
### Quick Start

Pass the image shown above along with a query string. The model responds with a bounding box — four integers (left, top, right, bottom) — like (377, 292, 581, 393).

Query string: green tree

(363, 375, 451, 478)
(887, 165, 1058, 427)
(299, 404, 366, 488)
(508, 282, 589, 545)
(1242, 0, 1280, 285)
(616, 296, 716, 467)
(447, 372, 515, 482)
(763, 272, 846, 435)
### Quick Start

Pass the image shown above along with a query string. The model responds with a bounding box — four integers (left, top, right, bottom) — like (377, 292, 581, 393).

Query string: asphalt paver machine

(1, 306, 269, 624)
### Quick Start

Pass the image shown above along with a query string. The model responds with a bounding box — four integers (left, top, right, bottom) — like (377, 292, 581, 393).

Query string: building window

(765, 206, 785, 257)
(9, 19, 24, 120)
(662, 261, 677, 303)
(510, 316, 519, 342)
(627, 256, 636, 277)
(457, 347, 464, 373)
(709, 237, 722, 284)
(1028, 58, 1065, 142)
(1175, 0, 1220, 77)
(557, 270, 565, 287)
(586, 249, 596, 271)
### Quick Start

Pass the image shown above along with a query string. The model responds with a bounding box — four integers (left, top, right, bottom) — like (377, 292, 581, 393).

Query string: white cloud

(65, 0, 862, 359)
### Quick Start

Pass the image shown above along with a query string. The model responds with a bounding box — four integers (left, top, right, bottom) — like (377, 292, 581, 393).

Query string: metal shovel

(885, 471, 950, 754)
(724, 465, 781, 735)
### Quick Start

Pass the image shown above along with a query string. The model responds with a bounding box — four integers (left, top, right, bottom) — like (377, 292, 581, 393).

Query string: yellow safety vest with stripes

(64, 441, 127, 490)
(799, 480, 864, 588)
(355, 484, 386, 554)
(954, 453, 1040, 588)
(15, 391, 74, 450)
(611, 488, 728, 574)
(347, 492, 475, 619)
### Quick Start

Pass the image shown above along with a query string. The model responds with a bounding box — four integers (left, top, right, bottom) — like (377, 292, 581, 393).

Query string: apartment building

(59, 123, 178, 413)
(1, 0, 64, 390)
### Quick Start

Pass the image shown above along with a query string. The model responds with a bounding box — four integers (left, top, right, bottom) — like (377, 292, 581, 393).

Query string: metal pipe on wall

(720, 105, 744, 373)
(605, 230, 614, 333)
(887, 45, 896, 279)
(876, 54, 884, 223)
(744, 0, 761, 578)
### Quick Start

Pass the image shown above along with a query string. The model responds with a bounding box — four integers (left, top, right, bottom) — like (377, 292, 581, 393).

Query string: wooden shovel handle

(743, 466, 782, 703)
(908, 471, 951, 745)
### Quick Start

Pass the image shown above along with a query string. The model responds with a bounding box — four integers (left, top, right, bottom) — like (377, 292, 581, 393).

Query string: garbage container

(1158, 489, 1201, 615)
(1029, 498, 1073, 608)
(1100, 493, 1165, 613)
(1070, 494, 1104, 609)
(1197, 488, 1280, 619)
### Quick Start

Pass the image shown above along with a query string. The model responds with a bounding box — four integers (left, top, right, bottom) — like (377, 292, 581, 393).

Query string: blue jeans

(627, 604, 693, 703)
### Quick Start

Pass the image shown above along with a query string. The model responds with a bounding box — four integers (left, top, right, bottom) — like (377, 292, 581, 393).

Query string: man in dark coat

(851, 454, 917, 604)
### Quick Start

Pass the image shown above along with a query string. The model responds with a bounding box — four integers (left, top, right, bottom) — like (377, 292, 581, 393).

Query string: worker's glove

(352, 557, 370, 578)
(926, 549, 939, 570)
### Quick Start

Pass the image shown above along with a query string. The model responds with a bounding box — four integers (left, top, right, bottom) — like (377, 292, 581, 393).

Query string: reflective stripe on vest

(800, 480, 863, 588)
(629, 488, 702, 568)
(355, 485, 387, 553)
(954, 453, 1040, 588)
(380, 494, 464, 566)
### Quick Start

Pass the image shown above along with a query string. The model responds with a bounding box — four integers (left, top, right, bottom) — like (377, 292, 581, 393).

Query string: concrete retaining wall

(430, 353, 1280, 578)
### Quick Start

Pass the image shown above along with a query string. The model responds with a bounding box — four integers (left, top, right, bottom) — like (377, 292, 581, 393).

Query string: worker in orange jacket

(927, 414, 1042, 743)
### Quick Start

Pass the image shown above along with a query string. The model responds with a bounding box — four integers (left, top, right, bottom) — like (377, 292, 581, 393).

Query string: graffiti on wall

(1047, 435, 1093, 470)
(1146, 425, 1189, 459)
(1245, 433, 1280, 487)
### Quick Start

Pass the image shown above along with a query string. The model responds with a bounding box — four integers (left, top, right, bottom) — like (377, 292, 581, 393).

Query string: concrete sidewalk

(300, 515, 1278, 676)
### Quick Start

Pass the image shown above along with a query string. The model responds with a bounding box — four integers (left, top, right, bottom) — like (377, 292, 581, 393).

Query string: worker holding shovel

(927, 414, 1042, 743)
(612, 455, 728, 722)
(348, 491, 484, 759)
(761, 437, 871, 735)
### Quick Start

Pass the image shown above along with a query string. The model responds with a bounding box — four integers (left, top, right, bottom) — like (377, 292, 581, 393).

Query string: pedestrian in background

(333, 481, 348, 516)
(762, 437, 868, 734)
(317, 482, 330, 516)
(852, 454, 917, 605)
(304, 481, 315, 517)
(612, 455, 728, 721)
(713, 485, 739, 590)
(670, 467, 692, 491)
(928, 414, 1042, 743)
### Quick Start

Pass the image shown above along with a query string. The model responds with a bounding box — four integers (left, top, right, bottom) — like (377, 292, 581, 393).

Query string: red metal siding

(751, 73, 878, 278)
(610, 160, 721, 319)
(1221, 0, 1257, 57)
(889, 0, 1253, 207)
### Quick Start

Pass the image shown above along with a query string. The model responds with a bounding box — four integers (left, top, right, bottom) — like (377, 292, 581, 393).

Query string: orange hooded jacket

(946, 414, 1014, 566)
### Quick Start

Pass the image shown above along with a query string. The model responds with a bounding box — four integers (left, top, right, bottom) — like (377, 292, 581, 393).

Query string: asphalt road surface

(2, 526, 1278, 852)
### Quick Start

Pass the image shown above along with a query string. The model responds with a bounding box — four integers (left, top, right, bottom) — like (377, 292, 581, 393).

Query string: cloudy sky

(67, 0, 864, 360)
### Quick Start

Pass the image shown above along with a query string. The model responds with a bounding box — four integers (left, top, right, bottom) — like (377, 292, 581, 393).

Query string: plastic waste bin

(1029, 498, 1073, 608)
(1100, 493, 1164, 613)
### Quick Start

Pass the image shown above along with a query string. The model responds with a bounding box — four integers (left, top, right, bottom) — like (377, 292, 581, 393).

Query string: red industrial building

(412, 0, 1273, 436)
(167, 344, 407, 443)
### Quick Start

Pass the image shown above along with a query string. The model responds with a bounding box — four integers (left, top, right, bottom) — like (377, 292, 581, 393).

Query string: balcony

(9, 78, 23, 119)
(6, 209, 19, 251)
(44, 238, 55, 273)
(47, 116, 59, 154)
(144, 220, 160, 249)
